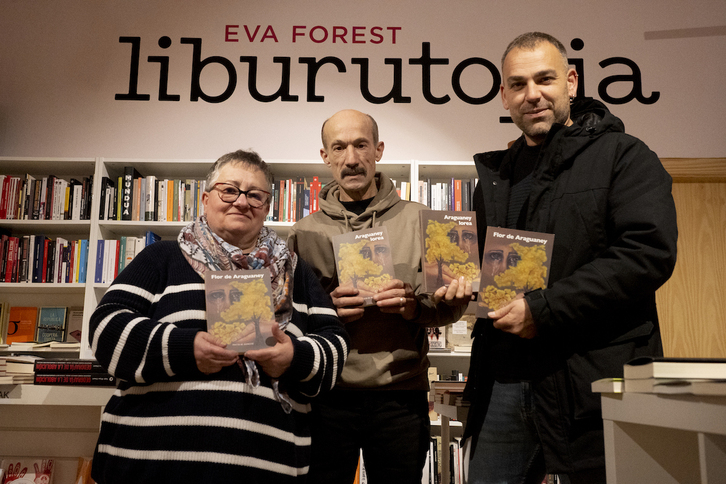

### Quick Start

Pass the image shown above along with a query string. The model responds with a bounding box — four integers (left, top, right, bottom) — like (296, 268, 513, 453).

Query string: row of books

(266, 176, 323, 223)
(0, 173, 93, 221)
(102, 169, 325, 224)
(354, 439, 464, 484)
(0, 356, 116, 386)
(591, 356, 726, 396)
(397, 178, 479, 212)
(94, 231, 161, 284)
(420, 436, 465, 484)
(99, 168, 207, 222)
(0, 233, 90, 284)
(0, 305, 82, 346)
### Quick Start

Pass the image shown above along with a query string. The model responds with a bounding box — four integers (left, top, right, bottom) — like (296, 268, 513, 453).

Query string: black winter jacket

(464, 98, 678, 473)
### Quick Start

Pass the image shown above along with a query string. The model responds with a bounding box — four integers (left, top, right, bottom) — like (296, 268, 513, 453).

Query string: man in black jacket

(465, 32, 678, 484)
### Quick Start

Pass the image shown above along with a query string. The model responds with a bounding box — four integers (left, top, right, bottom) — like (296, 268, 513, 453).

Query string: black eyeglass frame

(211, 183, 271, 208)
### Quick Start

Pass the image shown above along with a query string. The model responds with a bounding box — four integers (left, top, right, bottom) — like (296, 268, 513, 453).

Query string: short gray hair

(205, 149, 274, 191)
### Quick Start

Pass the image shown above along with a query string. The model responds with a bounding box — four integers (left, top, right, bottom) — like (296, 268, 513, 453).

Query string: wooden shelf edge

(660, 158, 726, 182)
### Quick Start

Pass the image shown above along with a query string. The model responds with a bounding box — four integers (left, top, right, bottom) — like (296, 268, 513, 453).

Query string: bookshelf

(3, 156, 455, 359)
(1, 156, 475, 483)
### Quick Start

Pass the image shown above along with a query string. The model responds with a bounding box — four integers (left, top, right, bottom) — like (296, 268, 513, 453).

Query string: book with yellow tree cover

(205, 269, 276, 353)
(476, 227, 554, 317)
(332, 226, 395, 305)
(420, 210, 481, 293)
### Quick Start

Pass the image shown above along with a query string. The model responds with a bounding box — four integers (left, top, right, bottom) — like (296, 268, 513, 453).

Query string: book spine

(98, 177, 109, 219)
(34, 360, 108, 373)
(78, 239, 88, 283)
(121, 167, 134, 220)
(34, 373, 116, 386)
(94, 239, 104, 283)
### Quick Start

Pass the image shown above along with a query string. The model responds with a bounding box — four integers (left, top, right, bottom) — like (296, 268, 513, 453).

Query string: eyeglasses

(212, 183, 270, 208)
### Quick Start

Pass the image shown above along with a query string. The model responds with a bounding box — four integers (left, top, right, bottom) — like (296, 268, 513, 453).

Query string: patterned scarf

(178, 215, 297, 412)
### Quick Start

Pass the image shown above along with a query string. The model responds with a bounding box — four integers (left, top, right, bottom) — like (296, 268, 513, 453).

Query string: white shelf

(0, 384, 114, 406)
(428, 350, 472, 357)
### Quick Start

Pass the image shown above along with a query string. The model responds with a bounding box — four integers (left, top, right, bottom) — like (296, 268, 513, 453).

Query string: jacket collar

(473, 97, 625, 178)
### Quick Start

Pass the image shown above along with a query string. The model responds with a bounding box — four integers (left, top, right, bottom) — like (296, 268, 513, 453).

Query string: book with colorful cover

(5, 306, 38, 344)
(34, 372, 116, 386)
(476, 227, 555, 317)
(64, 306, 83, 342)
(1, 459, 54, 484)
(35, 306, 68, 343)
(34, 358, 107, 374)
(205, 269, 276, 353)
(427, 327, 446, 350)
(332, 226, 395, 306)
(419, 210, 481, 293)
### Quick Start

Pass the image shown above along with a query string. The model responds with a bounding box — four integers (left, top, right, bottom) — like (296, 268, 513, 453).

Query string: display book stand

(593, 383, 726, 484)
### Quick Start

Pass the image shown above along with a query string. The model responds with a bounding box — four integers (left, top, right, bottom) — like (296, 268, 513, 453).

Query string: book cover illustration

(205, 269, 276, 353)
(5, 306, 38, 344)
(1, 459, 54, 484)
(332, 226, 395, 305)
(35, 307, 67, 343)
(419, 210, 480, 293)
(427, 327, 446, 350)
(476, 227, 554, 317)
(64, 306, 83, 343)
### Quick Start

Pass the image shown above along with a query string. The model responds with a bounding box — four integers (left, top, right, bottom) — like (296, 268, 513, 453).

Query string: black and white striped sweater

(89, 241, 348, 483)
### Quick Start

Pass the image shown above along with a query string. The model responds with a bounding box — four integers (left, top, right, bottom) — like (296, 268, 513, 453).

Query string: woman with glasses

(89, 150, 349, 484)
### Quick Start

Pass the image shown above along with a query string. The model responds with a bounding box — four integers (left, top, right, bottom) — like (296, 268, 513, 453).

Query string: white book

(145, 175, 156, 221)
(624, 378, 703, 393)
(624, 356, 726, 380)
(72, 184, 83, 220)
(134, 236, 145, 258)
(198, 181, 206, 217)
(38, 177, 48, 219)
(0, 175, 5, 215)
(53, 178, 65, 220)
(178, 181, 185, 222)
(55, 237, 68, 283)
(124, 237, 136, 269)
(103, 239, 113, 283)
(23, 174, 36, 220)
(157, 179, 166, 222)
(591, 377, 624, 394)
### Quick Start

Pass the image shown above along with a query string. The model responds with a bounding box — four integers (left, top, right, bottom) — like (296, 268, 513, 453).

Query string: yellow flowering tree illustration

(480, 243, 548, 311)
(449, 262, 480, 282)
(338, 240, 383, 289)
(364, 273, 392, 291)
(425, 220, 470, 287)
(220, 278, 274, 347)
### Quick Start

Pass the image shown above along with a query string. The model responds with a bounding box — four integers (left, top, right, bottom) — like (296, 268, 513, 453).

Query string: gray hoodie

(288, 172, 465, 390)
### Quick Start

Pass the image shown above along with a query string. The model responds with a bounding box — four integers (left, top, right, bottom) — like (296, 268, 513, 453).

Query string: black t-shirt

(340, 197, 374, 216)
(506, 143, 541, 229)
